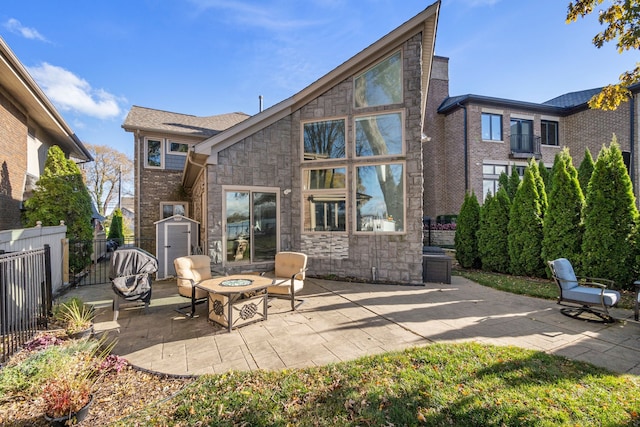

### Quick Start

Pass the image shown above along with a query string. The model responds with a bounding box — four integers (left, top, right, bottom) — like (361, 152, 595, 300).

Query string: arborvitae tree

(24, 146, 94, 271)
(477, 187, 511, 273)
(107, 208, 125, 245)
(506, 167, 520, 201)
(582, 139, 639, 288)
(454, 191, 481, 268)
(538, 160, 551, 192)
(531, 160, 548, 217)
(508, 159, 545, 277)
(541, 148, 584, 272)
(498, 172, 509, 193)
(577, 148, 595, 196)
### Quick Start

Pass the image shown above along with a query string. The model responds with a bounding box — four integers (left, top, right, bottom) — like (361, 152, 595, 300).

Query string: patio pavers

(62, 275, 640, 377)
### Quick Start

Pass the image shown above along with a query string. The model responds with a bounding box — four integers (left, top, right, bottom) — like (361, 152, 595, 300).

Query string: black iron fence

(0, 245, 52, 364)
(69, 238, 154, 286)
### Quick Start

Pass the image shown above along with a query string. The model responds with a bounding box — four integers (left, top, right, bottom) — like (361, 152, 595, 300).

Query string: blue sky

(1, 0, 636, 158)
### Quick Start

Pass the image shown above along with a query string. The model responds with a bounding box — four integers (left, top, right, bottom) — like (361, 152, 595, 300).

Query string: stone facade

(0, 90, 28, 230)
(205, 34, 426, 284)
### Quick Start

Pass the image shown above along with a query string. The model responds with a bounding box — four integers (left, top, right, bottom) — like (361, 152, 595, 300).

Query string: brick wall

(133, 133, 200, 245)
(0, 91, 28, 230)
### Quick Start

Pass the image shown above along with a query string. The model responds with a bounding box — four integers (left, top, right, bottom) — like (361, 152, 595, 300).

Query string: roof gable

(191, 2, 440, 164)
(0, 37, 91, 161)
(122, 105, 250, 138)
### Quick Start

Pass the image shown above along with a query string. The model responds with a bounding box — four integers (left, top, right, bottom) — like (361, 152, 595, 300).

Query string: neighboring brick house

(174, 3, 440, 284)
(424, 56, 640, 219)
(121, 106, 250, 250)
(0, 37, 92, 231)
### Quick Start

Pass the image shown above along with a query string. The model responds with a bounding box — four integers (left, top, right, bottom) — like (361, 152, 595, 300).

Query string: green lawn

(115, 342, 640, 426)
(455, 269, 638, 310)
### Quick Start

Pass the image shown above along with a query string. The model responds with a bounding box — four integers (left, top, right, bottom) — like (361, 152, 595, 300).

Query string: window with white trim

(145, 138, 163, 168)
(161, 202, 187, 219)
(167, 141, 189, 154)
(482, 164, 507, 200)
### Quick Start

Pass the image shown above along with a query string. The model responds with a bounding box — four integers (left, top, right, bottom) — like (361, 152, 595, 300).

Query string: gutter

(632, 93, 636, 191)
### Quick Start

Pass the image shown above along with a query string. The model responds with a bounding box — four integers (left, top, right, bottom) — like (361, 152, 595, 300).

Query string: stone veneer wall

(206, 33, 425, 284)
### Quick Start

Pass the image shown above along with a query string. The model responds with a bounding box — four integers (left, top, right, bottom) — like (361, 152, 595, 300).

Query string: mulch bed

(0, 331, 194, 426)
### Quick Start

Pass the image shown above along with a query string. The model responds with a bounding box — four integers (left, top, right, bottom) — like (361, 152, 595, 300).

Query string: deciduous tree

(83, 144, 133, 216)
(567, 0, 640, 110)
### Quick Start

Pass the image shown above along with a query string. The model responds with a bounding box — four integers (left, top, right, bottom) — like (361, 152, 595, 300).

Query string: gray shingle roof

(122, 106, 250, 137)
(542, 88, 603, 108)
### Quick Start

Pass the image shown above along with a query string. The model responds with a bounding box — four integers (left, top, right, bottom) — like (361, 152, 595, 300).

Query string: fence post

(44, 244, 52, 320)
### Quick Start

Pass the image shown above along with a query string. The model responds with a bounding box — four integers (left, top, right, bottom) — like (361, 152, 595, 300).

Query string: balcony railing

(509, 134, 541, 159)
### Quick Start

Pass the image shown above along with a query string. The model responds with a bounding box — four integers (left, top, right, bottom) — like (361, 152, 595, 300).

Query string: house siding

(206, 34, 425, 284)
(133, 133, 197, 249)
(0, 90, 28, 230)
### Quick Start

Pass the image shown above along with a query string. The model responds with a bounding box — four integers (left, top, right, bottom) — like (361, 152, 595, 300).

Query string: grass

(114, 342, 640, 426)
(454, 269, 638, 310)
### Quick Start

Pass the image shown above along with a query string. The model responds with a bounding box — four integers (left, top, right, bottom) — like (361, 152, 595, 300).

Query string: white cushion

(173, 255, 211, 299)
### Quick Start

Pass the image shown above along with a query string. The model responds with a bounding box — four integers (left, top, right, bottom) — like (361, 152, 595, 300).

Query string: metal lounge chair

(547, 258, 620, 323)
(261, 251, 308, 311)
(110, 247, 158, 321)
(173, 255, 211, 317)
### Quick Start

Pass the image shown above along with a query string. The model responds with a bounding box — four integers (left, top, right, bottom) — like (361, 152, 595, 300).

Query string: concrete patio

(63, 276, 640, 377)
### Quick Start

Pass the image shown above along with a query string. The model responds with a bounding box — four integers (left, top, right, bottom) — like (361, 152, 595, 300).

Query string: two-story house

(121, 106, 250, 252)
(423, 55, 639, 219)
(125, 2, 441, 284)
(0, 37, 93, 231)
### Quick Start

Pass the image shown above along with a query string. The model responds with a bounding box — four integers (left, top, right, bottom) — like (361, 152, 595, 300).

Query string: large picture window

(355, 112, 403, 157)
(303, 168, 346, 232)
(355, 163, 404, 232)
(303, 119, 345, 160)
(354, 51, 402, 108)
(225, 189, 278, 263)
(145, 138, 163, 168)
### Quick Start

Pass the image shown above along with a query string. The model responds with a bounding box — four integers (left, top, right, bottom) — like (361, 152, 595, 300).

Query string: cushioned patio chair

(262, 251, 308, 311)
(173, 255, 211, 317)
(547, 258, 620, 323)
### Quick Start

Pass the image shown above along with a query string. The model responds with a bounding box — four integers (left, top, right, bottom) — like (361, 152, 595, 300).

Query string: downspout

(186, 147, 206, 252)
(631, 93, 636, 193)
(457, 102, 469, 190)
(136, 130, 141, 240)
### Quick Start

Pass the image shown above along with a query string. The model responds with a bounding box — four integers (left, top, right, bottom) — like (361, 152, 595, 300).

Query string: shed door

(164, 222, 191, 277)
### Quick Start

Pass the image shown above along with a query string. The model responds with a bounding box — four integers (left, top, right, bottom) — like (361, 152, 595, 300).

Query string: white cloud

(187, 0, 321, 31)
(3, 18, 48, 42)
(27, 63, 123, 119)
